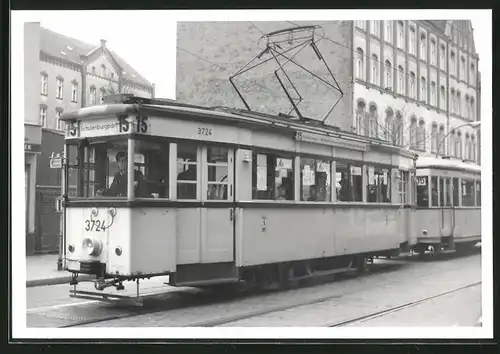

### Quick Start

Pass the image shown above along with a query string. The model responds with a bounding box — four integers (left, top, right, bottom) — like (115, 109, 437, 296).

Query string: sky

(11, 10, 491, 100)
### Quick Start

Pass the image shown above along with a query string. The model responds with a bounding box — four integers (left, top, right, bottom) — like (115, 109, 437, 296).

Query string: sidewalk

(26, 254, 92, 288)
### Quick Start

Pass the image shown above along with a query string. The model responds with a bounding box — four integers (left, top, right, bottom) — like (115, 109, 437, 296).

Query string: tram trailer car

(59, 95, 419, 295)
(413, 156, 481, 255)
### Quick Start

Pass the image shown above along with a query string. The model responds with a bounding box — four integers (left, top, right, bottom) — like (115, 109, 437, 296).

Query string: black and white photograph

(10, 9, 492, 340)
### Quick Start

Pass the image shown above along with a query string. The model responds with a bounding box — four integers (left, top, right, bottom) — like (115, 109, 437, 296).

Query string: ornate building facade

(352, 20, 480, 164)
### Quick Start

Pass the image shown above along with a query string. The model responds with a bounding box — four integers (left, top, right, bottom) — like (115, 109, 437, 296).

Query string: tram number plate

(417, 177, 427, 186)
(84, 220, 106, 232)
(197, 127, 212, 136)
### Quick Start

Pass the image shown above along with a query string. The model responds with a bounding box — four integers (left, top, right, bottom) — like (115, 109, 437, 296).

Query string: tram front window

(416, 176, 429, 207)
(462, 179, 475, 206)
(430, 176, 438, 206)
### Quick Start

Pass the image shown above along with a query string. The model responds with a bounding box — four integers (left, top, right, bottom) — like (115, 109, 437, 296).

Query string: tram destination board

(66, 116, 151, 138)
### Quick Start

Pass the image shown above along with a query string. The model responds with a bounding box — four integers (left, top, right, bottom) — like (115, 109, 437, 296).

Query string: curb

(26, 274, 93, 288)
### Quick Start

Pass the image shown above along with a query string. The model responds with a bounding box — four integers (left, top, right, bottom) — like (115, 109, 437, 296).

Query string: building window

(40, 73, 48, 95)
(356, 48, 364, 80)
(470, 63, 475, 84)
(456, 131, 463, 159)
(385, 21, 392, 42)
(397, 21, 404, 48)
(410, 71, 416, 99)
(56, 109, 64, 130)
(101, 64, 106, 77)
(385, 60, 392, 90)
(420, 77, 426, 103)
(111, 72, 115, 79)
(457, 91, 462, 116)
(431, 81, 436, 106)
(369, 104, 378, 138)
(451, 51, 456, 75)
(384, 108, 394, 143)
(356, 101, 367, 136)
(465, 133, 471, 160)
(430, 39, 436, 65)
(431, 123, 438, 153)
(471, 135, 476, 161)
(39, 106, 47, 127)
(395, 111, 403, 146)
(452, 131, 458, 157)
(417, 119, 426, 150)
(398, 66, 404, 94)
(438, 125, 445, 155)
(465, 95, 470, 118)
(56, 78, 64, 99)
(409, 26, 416, 55)
(420, 32, 427, 60)
(371, 54, 379, 85)
(71, 81, 78, 102)
(440, 85, 446, 109)
(92, 66, 96, 74)
(99, 88, 106, 104)
(440, 44, 446, 70)
(460, 57, 466, 80)
(410, 117, 417, 148)
(470, 97, 475, 120)
(356, 20, 365, 30)
(90, 86, 97, 105)
(450, 89, 456, 113)
(370, 20, 379, 36)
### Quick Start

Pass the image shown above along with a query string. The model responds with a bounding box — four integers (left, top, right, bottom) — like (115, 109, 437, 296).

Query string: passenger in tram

(96, 151, 149, 197)
(338, 178, 350, 202)
(275, 184, 287, 201)
(307, 185, 317, 201)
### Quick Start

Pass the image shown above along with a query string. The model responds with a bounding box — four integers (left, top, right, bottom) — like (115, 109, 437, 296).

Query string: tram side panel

(235, 206, 402, 267)
(414, 209, 443, 245)
(129, 207, 177, 275)
(452, 208, 481, 243)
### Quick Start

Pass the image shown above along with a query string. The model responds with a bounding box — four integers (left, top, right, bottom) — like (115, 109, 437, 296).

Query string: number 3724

(85, 220, 105, 232)
(197, 127, 212, 136)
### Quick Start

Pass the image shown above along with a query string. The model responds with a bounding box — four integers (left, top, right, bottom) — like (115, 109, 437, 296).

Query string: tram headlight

(115, 247, 122, 256)
(68, 244, 75, 253)
(82, 238, 103, 256)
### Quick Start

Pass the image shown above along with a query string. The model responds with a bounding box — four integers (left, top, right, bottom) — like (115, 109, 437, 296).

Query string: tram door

(200, 146, 235, 263)
(439, 176, 455, 238)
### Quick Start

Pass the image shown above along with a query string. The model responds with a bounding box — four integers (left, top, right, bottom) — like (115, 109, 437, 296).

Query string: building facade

(24, 22, 155, 254)
(176, 20, 480, 165)
(352, 20, 480, 164)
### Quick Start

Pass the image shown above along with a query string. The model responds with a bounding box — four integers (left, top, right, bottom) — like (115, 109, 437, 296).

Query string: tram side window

(67, 144, 79, 197)
(366, 166, 391, 203)
(134, 139, 169, 198)
(398, 170, 408, 204)
(336, 162, 362, 202)
(177, 143, 198, 200)
(462, 179, 475, 206)
(476, 181, 481, 206)
(207, 146, 229, 200)
(439, 177, 445, 207)
(416, 176, 429, 207)
(300, 158, 331, 202)
(452, 178, 460, 206)
(444, 178, 452, 206)
(252, 152, 294, 201)
(430, 176, 439, 206)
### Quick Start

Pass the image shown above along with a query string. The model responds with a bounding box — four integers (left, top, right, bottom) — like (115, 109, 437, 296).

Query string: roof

(39, 26, 152, 88)
(416, 155, 481, 174)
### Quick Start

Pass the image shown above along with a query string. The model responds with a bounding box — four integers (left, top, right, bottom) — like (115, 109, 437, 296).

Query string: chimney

(100, 39, 107, 47)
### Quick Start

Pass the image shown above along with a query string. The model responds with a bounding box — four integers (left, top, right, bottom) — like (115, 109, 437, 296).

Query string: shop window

(300, 158, 331, 202)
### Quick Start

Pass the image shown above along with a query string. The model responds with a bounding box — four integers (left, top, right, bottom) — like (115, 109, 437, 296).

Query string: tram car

(413, 156, 481, 255)
(59, 94, 419, 299)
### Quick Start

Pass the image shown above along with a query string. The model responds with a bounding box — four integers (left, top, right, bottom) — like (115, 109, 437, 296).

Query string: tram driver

(96, 151, 149, 198)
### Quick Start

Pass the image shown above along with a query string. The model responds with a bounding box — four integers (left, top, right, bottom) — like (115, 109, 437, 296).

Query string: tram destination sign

(66, 115, 151, 138)
(295, 131, 368, 151)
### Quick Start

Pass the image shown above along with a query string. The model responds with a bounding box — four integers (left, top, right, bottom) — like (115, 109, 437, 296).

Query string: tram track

(44, 251, 480, 328)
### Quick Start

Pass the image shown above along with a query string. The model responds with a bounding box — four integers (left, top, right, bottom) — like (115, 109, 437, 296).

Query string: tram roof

(416, 155, 481, 173)
(60, 95, 417, 159)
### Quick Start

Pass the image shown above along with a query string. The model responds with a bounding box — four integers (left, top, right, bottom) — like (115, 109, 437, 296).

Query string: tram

(413, 156, 481, 254)
(59, 94, 419, 300)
